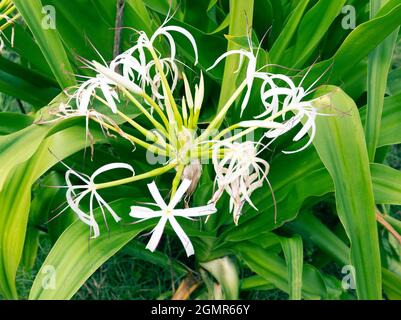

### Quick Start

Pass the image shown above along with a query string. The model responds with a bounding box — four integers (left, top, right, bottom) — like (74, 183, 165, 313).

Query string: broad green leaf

(0, 112, 33, 135)
(288, 211, 401, 299)
(365, 0, 399, 160)
(388, 66, 401, 95)
(303, 2, 401, 89)
(122, 242, 187, 276)
(2, 23, 53, 76)
(0, 125, 106, 299)
(289, 0, 347, 68)
(382, 268, 401, 300)
(371, 163, 401, 206)
(221, 165, 332, 242)
(311, 86, 381, 299)
(270, 0, 310, 63)
(200, 257, 239, 300)
(234, 243, 343, 299)
(360, 93, 401, 147)
(216, 0, 254, 112)
(29, 200, 152, 300)
(0, 124, 50, 191)
(287, 212, 349, 266)
(240, 275, 275, 291)
(279, 235, 303, 300)
(0, 68, 57, 106)
(21, 172, 64, 271)
(13, 0, 77, 88)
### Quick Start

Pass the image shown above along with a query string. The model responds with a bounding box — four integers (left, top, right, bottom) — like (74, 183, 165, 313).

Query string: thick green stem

(117, 111, 174, 154)
(121, 87, 169, 138)
(197, 80, 247, 143)
(96, 161, 177, 190)
(141, 92, 170, 129)
(91, 116, 168, 156)
(170, 164, 184, 198)
(148, 47, 183, 130)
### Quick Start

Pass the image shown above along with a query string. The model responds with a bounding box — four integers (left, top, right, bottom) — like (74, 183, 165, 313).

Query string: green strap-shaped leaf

(0, 113, 33, 135)
(29, 201, 152, 300)
(13, 0, 76, 88)
(122, 242, 187, 276)
(360, 93, 401, 148)
(289, 0, 347, 68)
(0, 124, 50, 191)
(365, 0, 399, 160)
(287, 211, 401, 299)
(302, 1, 401, 89)
(280, 235, 303, 300)
(270, 0, 310, 64)
(216, 0, 254, 113)
(21, 172, 64, 271)
(312, 86, 382, 299)
(234, 243, 343, 300)
(200, 257, 239, 300)
(0, 125, 106, 299)
(371, 163, 401, 206)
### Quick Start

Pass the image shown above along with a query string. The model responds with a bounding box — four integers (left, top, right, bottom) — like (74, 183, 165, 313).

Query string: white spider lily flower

(149, 24, 199, 66)
(74, 73, 120, 114)
(130, 179, 217, 257)
(110, 42, 148, 85)
(144, 57, 180, 100)
(111, 48, 179, 101)
(108, 23, 198, 101)
(208, 49, 257, 116)
(93, 61, 142, 95)
(252, 73, 319, 154)
(211, 141, 271, 225)
(255, 73, 298, 118)
(66, 163, 135, 238)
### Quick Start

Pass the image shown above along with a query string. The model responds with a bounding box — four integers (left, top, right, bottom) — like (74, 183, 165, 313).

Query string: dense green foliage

(1, 0, 401, 300)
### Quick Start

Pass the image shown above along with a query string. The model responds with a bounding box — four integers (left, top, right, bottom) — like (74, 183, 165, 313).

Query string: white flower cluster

(60, 20, 322, 257)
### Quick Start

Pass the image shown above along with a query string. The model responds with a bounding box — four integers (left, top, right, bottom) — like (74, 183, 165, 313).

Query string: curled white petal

(65, 163, 135, 238)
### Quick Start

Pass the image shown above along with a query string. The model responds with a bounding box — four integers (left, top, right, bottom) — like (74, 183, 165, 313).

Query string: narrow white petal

(147, 181, 167, 209)
(239, 120, 285, 129)
(66, 188, 92, 225)
(168, 216, 194, 257)
(174, 203, 217, 218)
(169, 179, 191, 209)
(194, 72, 204, 110)
(129, 206, 163, 219)
(93, 61, 142, 94)
(99, 80, 118, 113)
(146, 216, 168, 252)
(182, 73, 194, 109)
(65, 169, 90, 186)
